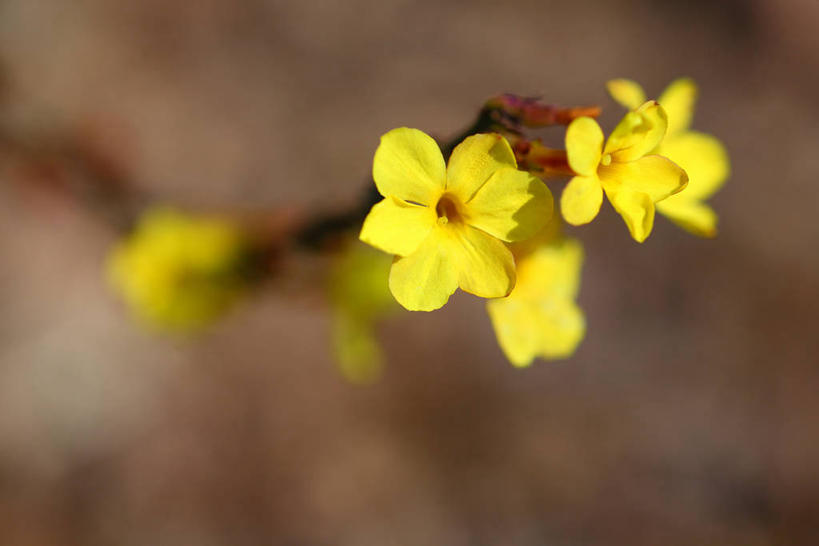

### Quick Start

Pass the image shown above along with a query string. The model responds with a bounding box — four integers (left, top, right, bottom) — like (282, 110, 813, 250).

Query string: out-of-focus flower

(560, 102, 688, 242)
(607, 78, 730, 237)
(360, 128, 553, 311)
(106, 207, 249, 332)
(487, 227, 585, 367)
(328, 241, 398, 384)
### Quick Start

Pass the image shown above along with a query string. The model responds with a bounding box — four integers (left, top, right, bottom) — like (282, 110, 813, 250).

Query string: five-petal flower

(560, 102, 689, 242)
(360, 127, 553, 311)
(607, 78, 730, 237)
(106, 207, 248, 331)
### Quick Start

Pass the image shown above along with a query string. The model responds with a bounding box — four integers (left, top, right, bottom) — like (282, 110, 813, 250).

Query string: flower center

(601, 153, 612, 166)
(435, 194, 463, 225)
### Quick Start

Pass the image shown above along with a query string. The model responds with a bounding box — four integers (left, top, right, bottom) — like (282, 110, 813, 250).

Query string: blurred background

(1, 0, 818, 544)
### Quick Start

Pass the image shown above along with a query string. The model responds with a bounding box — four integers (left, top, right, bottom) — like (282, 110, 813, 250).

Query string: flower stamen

(435, 194, 462, 225)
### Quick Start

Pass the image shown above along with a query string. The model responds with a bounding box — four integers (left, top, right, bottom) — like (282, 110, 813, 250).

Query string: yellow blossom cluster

(354, 77, 729, 372)
(105, 78, 729, 377)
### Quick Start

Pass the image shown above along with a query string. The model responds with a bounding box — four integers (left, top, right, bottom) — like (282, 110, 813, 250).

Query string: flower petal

(373, 127, 446, 205)
(657, 197, 718, 238)
(658, 78, 697, 137)
(560, 175, 603, 226)
(516, 240, 584, 301)
(465, 167, 553, 242)
(388, 230, 457, 311)
(359, 197, 435, 256)
(450, 225, 515, 299)
(487, 238, 586, 366)
(604, 186, 655, 243)
(509, 213, 563, 259)
(445, 133, 517, 201)
(487, 298, 585, 366)
(604, 102, 668, 162)
(537, 302, 586, 360)
(486, 299, 541, 367)
(565, 117, 604, 176)
(606, 79, 646, 110)
(332, 313, 384, 384)
(598, 155, 688, 202)
(656, 131, 729, 200)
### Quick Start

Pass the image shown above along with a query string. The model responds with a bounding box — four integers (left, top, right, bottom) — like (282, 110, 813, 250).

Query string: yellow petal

(598, 155, 688, 202)
(606, 79, 646, 110)
(332, 313, 384, 385)
(487, 292, 585, 365)
(658, 78, 697, 137)
(516, 239, 584, 301)
(465, 167, 553, 242)
(537, 302, 586, 360)
(445, 133, 517, 201)
(450, 224, 516, 299)
(328, 243, 397, 382)
(657, 197, 718, 238)
(565, 117, 604, 176)
(359, 197, 435, 257)
(656, 131, 729, 200)
(509, 212, 564, 259)
(604, 102, 668, 163)
(373, 127, 446, 205)
(487, 238, 586, 366)
(329, 241, 397, 319)
(486, 298, 540, 367)
(388, 230, 457, 311)
(604, 186, 655, 242)
(560, 175, 603, 226)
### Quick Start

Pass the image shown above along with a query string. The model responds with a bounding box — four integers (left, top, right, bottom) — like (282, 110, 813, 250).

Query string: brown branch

(0, 94, 599, 270)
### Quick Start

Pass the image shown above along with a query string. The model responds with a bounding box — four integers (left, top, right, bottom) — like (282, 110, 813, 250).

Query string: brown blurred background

(1, 0, 818, 544)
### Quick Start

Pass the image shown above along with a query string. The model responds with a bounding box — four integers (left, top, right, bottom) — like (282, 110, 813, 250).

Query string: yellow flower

(607, 78, 730, 237)
(487, 234, 585, 367)
(560, 102, 689, 242)
(328, 241, 398, 384)
(360, 128, 553, 311)
(106, 207, 248, 331)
